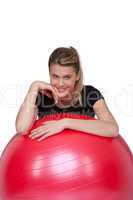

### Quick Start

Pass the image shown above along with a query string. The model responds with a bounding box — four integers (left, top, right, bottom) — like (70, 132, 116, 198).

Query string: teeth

(58, 89, 65, 92)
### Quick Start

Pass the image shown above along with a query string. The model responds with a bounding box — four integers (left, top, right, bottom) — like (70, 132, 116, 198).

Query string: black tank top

(35, 85, 104, 119)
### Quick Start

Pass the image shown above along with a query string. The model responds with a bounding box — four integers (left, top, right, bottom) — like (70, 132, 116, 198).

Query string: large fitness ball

(0, 113, 133, 200)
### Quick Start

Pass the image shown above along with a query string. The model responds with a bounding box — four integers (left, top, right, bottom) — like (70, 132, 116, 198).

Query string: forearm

(65, 118, 119, 137)
(15, 86, 38, 133)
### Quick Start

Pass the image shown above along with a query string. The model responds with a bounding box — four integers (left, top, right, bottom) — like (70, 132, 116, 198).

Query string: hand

(30, 81, 59, 103)
(28, 119, 68, 141)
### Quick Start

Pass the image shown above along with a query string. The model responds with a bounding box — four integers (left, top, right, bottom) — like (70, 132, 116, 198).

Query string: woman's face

(49, 64, 79, 101)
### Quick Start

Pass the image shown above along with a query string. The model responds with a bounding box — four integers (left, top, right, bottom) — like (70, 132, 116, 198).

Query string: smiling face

(49, 64, 79, 101)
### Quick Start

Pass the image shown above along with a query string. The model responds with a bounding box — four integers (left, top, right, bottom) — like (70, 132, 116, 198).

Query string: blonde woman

(16, 46, 119, 141)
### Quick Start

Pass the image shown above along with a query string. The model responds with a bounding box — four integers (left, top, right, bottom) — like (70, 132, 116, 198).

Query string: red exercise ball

(0, 113, 133, 200)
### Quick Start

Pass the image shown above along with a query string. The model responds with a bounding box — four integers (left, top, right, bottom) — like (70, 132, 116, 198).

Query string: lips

(58, 89, 65, 92)
(58, 88, 66, 92)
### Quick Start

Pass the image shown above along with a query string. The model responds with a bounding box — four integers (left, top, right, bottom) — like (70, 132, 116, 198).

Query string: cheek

(66, 80, 76, 89)
(50, 79, 57, 86)
(62, 79, 73, 86)
(50, 78, 76, 89)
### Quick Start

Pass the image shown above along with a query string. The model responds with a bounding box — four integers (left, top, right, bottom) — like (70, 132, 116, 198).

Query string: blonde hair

(48, 46, 84, 105)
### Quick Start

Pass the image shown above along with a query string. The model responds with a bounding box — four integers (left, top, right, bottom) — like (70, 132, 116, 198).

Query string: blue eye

(64, 76, 70, 79)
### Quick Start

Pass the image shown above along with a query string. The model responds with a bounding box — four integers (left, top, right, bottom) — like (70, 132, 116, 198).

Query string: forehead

(50, 64, 75, 75)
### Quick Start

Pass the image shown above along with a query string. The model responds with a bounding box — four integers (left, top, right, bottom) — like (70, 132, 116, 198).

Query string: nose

(59, 79, 64, 87)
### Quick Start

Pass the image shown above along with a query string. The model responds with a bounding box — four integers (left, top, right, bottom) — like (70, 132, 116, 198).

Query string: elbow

(15, 117, 36, 134)
(15, 122, 31, 134)
(15, 121, 25, 134)
(16, 125, 29, 134)
(111, 124, 119, 138)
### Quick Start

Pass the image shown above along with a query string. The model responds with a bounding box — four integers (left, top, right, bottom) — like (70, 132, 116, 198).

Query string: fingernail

(37, 139, 41, 142)
(38, 137, 46, 141)
(29, 134, 33, 137)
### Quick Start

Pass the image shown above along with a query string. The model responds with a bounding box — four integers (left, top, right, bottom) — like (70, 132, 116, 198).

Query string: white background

(0, 0, 133, 156)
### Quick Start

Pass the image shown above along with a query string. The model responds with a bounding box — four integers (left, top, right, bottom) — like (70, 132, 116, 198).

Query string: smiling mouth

(58, 89, 66, 92)
(59, 90, 65, 92)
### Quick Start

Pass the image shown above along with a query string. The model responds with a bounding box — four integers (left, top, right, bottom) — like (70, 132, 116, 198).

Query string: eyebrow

(51, 73, 72, 77)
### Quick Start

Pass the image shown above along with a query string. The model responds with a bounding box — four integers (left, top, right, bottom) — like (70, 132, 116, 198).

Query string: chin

(58, 92, 71, 100)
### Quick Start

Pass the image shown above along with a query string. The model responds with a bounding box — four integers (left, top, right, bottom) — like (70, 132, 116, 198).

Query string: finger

(29, 128, 48, 138)
(30, 131, 47, 139)
(50, 86, 59, 103)
(42, 90, 52, 98)
(37, 133, 51, 141)
(32, 125, 47, 131)
(37, 135, 46, 141)
(53, 87, 59, 95)
(30, 127, 45, 136)
(40, 85, 58, 103)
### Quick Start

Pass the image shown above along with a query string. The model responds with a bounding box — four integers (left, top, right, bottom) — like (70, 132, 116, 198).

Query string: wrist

(29, 84, 39, 94)
(30, 81, 43, 92)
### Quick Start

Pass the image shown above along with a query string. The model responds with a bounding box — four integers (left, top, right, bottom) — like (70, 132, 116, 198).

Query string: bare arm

(15, 83, 39, 134)
(15, 81, 59, 134)
(65, 118, 119, 137)
(64, 99, 119, 137)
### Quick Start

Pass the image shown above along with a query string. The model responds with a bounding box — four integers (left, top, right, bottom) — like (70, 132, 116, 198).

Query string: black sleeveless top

(35, 85, 104, 119)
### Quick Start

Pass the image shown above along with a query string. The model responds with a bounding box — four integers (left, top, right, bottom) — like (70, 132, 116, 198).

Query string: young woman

(15, 46, 119, 141)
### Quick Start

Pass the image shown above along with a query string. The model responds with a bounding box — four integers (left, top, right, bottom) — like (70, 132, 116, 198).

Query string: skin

(29, 64, 80, 140)
(49, 64, 80, 105)
(29, 64, 119, 141)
